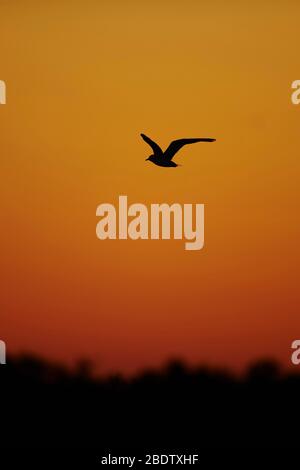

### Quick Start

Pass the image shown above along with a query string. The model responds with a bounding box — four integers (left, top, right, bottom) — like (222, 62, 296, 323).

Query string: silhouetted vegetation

(1, 355, 299, 450)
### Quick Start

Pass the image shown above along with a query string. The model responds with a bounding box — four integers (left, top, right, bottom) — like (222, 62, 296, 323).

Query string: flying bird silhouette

(141, 133, 216, 167)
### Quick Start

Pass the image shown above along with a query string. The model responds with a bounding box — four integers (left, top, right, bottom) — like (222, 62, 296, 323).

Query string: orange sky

(1, 1, 300, 374)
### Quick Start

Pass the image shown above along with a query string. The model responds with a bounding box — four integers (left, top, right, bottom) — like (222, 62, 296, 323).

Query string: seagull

(141, 133, 216, 167)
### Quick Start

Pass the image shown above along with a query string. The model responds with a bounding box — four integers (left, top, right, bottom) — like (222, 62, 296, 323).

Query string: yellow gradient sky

(1, 1, 300, 373)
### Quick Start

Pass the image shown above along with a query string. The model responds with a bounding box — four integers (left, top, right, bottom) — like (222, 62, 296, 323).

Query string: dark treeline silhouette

(1, 355, 300, 451)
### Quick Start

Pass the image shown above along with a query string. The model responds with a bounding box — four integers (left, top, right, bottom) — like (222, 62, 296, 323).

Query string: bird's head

(145, 155, 155, 162)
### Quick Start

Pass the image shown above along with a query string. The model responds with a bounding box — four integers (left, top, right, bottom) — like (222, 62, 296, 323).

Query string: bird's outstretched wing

(141, 133, 163, 156)
(164, 138, 216, 160)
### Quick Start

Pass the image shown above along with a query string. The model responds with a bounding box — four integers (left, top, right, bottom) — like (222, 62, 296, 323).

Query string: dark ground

(0, 355, 299, 463)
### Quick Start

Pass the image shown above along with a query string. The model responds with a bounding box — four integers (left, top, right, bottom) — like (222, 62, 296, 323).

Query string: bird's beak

(145, 157, 149, 161)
